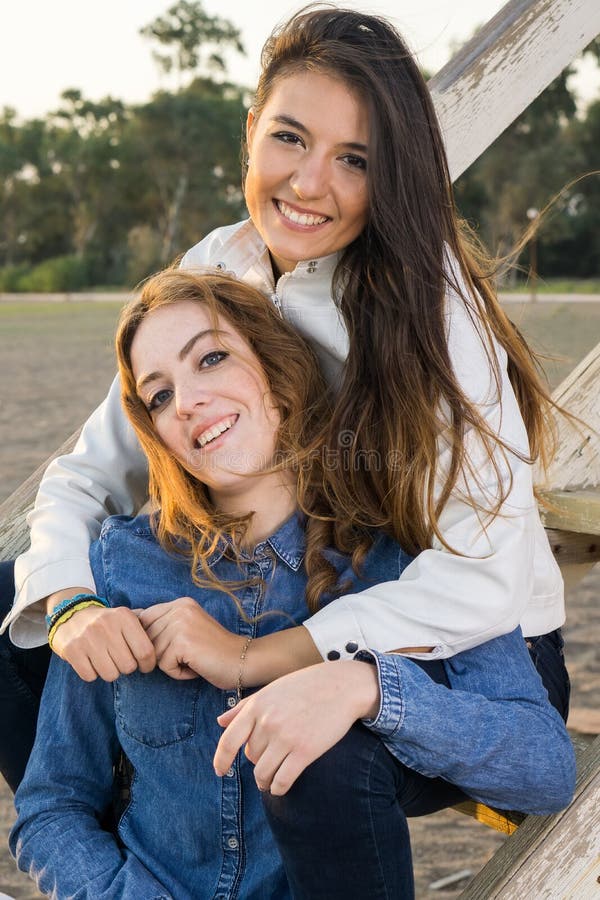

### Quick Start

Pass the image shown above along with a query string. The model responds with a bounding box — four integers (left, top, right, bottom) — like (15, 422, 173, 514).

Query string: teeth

(277, 201, 328, 226)
(196, 417, 235, 448)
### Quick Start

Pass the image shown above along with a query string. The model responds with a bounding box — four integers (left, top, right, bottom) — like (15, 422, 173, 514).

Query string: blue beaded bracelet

(45, 593, 109, 630)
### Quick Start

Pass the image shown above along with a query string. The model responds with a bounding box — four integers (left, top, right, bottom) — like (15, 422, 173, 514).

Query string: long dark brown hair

(249, 5, 556, 556)
(116, 268, 351, 610)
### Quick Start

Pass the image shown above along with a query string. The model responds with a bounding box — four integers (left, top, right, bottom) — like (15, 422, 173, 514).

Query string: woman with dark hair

(2, 2, 568, 807)
(10, 269, 573, 899)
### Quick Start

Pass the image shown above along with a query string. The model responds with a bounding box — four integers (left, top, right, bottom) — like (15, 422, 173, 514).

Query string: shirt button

(345, 641, 359, 654)
(227, 696, 237, 708)
(227, 836, 239, 850)
(327, 650, 341, 661)
(226, 767, 235, 778)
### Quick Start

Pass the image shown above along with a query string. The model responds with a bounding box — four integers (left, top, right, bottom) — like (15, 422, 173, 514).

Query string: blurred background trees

(0, 3, 597, 291)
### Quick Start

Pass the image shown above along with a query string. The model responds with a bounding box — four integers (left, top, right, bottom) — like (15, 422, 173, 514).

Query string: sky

(1, 0, 598, 120)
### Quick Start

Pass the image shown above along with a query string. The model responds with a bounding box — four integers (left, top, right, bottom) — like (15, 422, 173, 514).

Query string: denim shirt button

(226, 695, 237, 708)
(226, 767, 235, 778)
(227, 836, 239, 850)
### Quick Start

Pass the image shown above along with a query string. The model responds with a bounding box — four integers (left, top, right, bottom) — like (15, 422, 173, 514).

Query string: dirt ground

(0, 299, 598, 898)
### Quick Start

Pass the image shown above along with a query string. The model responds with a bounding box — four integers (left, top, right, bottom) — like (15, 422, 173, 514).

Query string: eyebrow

(135, 328, 226, 393)
(270, 114, 368, 154)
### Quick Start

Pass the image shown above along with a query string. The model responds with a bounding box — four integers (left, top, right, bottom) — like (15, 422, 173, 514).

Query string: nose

(291, 153, 328, 201)
(174, 379, 209, 418)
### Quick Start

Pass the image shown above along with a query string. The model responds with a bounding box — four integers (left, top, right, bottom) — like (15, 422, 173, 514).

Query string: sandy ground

(0, 299, 598, 898)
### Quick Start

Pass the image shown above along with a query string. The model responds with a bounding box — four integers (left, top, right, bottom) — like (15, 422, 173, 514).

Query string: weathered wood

(0, 431, 79, 562)
(541, 340, 600, 493)
(460, 736, 600, 898)
(544, 527, 600, 563)
(429, 0, 600, 181)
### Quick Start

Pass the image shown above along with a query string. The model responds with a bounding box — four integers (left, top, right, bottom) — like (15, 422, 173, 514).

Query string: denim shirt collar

(205, 512, 306, 572)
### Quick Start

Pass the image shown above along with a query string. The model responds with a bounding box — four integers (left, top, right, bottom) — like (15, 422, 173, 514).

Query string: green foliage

(15, 255, 89, 292)
(455, 66, 600, 281)
(0, 4, 597, 291)
(0, 263, 30, 291)
(140, 1, 244, 80)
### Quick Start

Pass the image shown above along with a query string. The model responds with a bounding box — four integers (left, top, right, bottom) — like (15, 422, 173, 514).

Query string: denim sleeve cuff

(356, 650, 406, 737)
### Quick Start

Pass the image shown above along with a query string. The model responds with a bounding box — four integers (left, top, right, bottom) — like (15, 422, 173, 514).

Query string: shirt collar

(206, 511, 306, 573)
(215, 218, 341, 300)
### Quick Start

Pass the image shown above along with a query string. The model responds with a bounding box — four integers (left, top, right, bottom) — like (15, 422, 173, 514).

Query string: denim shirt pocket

(114, 669, 201, 748)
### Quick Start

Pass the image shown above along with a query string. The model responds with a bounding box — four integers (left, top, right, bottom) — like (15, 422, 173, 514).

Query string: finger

(123, 624, 156, 673)
(268, 752, 306, 796)
(65, 652, 101, 683)
(252, 745, 291, 792)
(89, 649, 122, 683)
(216, 696, 249, 727)
(156, 647, 199, 680)
(214, 705, 254, 775)
(103, 640, 139, 677)
(138, 602, 174, 630)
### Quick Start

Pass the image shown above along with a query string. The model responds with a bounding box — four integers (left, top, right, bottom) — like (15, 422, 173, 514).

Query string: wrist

(44, 587, 93, 616)
(345, 659, 381, 720)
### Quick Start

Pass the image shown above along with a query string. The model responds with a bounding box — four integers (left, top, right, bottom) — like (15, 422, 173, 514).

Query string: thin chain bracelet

(236, 635, 254, 700)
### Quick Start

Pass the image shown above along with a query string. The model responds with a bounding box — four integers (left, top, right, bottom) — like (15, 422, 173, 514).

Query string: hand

(139, 597, 243, 688)
(51, 605, 157, 682)
(213, 661, 380, 795)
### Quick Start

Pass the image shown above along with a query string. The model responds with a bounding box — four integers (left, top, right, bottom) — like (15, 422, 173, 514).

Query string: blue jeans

(0, 558, 570, 795)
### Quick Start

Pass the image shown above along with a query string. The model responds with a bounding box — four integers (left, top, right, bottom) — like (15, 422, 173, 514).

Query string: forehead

(130, 300, 242, 378)
(259, 70, 368, 144)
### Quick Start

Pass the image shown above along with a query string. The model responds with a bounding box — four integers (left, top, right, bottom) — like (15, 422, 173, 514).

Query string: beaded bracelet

(236, 635, 254, 700)
(47, 599, 109, 650)
(45, 593, 109, 630)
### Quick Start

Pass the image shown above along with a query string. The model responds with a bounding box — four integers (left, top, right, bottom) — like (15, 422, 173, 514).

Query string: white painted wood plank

(493, 774, 600, 898)
(430, 0, 600, 180)
(538, 342, 600, 492)
(460, 737, 600, 899)
(0, 432, 79, 561)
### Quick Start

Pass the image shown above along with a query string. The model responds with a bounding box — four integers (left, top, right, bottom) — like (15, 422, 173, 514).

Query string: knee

(262, 724, 398, 831)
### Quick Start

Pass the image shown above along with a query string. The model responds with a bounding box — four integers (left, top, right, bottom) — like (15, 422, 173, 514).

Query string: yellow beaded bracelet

(47, 599, 107, 650)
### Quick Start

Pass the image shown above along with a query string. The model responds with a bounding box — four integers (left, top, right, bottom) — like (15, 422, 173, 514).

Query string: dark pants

(0, 560, 51, 793)
(263, 660, 466, 900)
(0, 558, 570, 800)
(262, 649, 569, 900)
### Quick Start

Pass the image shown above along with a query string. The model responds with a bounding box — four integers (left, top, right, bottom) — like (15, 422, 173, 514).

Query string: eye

(200, 350, 229, 368)
(147, 388, 172, 412)
(272, 131, 304, 147)
(341, 154, 367, 171)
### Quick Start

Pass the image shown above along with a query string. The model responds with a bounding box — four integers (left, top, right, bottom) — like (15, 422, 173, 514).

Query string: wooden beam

(0, 431, 79, 563)
(541, 340, 600, 493)
(430, 0, 600, 180)
(460, 735, 600, 898)
(544, 526, 600, 564)
(540, 490, 600, 536)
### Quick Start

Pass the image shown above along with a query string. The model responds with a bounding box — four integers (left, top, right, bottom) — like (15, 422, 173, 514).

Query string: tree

(140, 1, 245, 84)
(127, 78, 247, 268)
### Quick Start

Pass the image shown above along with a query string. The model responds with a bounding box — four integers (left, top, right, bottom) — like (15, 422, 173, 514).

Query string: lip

(274, 199, 332, 230)
(191, 414, 239, 450)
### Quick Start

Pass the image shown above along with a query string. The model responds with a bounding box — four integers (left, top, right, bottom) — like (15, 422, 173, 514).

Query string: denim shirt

(11, 514, 574, 900)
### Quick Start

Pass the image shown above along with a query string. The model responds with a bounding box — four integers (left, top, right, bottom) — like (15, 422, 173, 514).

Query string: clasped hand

(52, 596, 244, 688)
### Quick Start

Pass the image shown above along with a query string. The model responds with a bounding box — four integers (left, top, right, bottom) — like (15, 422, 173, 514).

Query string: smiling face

(130, 300, 282, 505)
(245, 70, 370, 276)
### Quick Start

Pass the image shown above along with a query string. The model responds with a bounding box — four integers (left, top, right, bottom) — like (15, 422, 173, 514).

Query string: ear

(246, 108, 257, 154)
